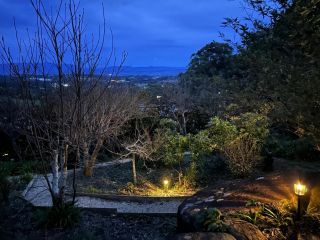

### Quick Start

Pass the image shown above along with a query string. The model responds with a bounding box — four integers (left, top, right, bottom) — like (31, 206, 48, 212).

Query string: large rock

(225, 219, 267, 240)
(171, 232, 236, 240)
(177, 172, 294, 232)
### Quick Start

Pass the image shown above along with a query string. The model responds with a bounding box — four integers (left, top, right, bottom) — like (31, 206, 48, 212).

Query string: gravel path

(22, 159, 183, 214)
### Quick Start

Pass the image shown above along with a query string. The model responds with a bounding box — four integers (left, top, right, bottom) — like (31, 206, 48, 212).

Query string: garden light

(163, 179, 169, 187)
(294, 182, 307, 196)
(163, 179, 169, 192)
(294, 181, 307, 220)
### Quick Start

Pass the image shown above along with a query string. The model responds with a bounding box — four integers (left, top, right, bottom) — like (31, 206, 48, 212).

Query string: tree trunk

(51, 149, 59, 195)
(132, 155, 137, 185)
(84, 138, 103, 177)
(83, 142, 90, 176)
(181, 112, 187, 135)
(59, 144, 69, 200)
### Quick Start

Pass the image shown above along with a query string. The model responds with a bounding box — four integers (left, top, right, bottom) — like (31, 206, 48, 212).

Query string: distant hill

(0, 63, 186, 77)
(115, 66, 186, 76)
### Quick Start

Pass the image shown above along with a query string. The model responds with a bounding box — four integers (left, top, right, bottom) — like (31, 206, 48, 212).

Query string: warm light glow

(163, 179, 169, 186)
(294, 182, 307, 196)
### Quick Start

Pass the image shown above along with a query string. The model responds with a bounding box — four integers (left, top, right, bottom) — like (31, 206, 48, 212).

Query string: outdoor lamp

(294, 181, 307, 220)
(294, 182, 307, 196)
(163, 179, 169, 190)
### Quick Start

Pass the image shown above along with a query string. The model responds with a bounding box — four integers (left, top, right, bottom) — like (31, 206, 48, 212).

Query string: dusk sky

(0, 0, 244, 67)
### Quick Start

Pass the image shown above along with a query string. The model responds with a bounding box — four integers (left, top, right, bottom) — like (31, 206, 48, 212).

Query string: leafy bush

(158, 118, 180, 132)
(155, 129, 189, 184)
(266, 136, 316, 160)
(159, 130, 189, 166)
(211, 114, 269, 177)
(196, 208, 228, 232)
(189, 130, 214, 161)
(206, 117, 238, 149)
(35, 203, 81, 228)
(195, 154, 226, 185)
(234, 112, 269, 144)
(183, 161, 198, 187)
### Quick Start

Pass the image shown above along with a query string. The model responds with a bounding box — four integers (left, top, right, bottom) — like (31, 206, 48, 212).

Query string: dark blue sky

(0, 0, 244, 67)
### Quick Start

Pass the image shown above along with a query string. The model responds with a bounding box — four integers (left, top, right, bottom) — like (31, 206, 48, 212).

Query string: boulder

(171, 232, 236, 240)
(225, 219, 267, 240)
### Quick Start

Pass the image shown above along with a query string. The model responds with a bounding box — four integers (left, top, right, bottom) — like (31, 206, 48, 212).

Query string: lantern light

(163, 179, 169, 187)
(294, 181, 307, 220)
(294, 182, 307, 196)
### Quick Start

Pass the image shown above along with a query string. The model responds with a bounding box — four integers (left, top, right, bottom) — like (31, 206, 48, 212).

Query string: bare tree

(80, 86, 142, 177)
(0, 0, 123, 205)
(161, 84, 194, 135)
(122, 118, 164, 185)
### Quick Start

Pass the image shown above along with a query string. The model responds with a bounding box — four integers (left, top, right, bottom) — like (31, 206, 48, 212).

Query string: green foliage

(160, 130, 189, 166)
(237, 201, 294, 228)
(189, 131, 214, 161)
(35, 203, 81, 229)
(179, 0, 320, 147)
(183, 161, 198, 187)
(187, 41, 233, 78)
(197, 208, 228, 232)
(158, 118, 179, 132)
(266, 136, 316, 160)
(233, 112, 269, 144)
(260, 204, 294, 227)
(203, 114, 268, 177)
(206, 117, 238, 149)
(238, 210, 261, 225)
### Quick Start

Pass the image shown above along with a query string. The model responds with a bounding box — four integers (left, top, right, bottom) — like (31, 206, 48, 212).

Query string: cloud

(0, 0, 243, 67)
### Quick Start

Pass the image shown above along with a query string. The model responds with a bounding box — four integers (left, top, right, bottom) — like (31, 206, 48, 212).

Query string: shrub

(156, 129, 189, 184)
(35, 203, 81, 228)
(183, 161, 198, 187)
(196, 208, 228, 232)
(158, 118, 179, 132)
(189, 130, 215, 161)
(204, 114, 269, 177)
(206, 117, 238, 149)
(234, 112, 269, 144)
(223, 134, 261, 177)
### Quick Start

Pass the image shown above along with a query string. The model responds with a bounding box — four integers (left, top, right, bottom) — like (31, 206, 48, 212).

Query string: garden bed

(66, 160, 196, 197)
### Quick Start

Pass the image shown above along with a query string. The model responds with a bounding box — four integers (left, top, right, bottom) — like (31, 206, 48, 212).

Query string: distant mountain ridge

(0, 63, 186, 76)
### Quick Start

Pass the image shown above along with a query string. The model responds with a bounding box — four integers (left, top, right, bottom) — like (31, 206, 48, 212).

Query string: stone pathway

(22, 159, 183, 214)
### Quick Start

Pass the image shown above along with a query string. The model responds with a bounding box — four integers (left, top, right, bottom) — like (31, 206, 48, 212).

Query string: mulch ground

(0, 193, 177, 240)
(67, 161, 176, 195)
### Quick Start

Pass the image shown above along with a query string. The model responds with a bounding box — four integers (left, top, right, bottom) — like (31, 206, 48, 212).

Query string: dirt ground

(67, 161, 181, 195)
(0, 193, 177, 240)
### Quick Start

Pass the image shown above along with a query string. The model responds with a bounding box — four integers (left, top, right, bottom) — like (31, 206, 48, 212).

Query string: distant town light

(2, 153, 9, 156)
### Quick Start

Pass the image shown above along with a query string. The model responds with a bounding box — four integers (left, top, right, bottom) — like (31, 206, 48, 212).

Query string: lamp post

(294, 182, 307, 220)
